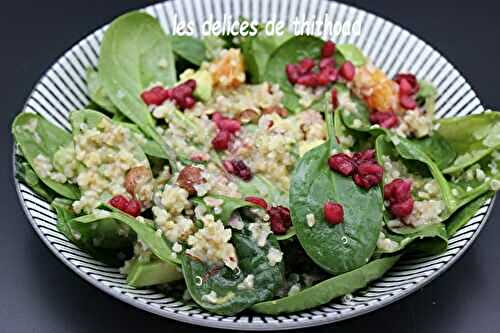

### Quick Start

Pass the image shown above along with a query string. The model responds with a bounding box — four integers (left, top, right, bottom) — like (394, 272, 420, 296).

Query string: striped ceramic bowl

(13, 0, 495, 330)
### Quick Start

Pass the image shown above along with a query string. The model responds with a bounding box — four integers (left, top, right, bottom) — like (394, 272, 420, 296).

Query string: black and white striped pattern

(13, 0, 494, 330)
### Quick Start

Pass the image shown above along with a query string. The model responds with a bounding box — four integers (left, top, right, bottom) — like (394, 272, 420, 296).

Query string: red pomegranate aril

(212, 112, 223, 123)
(398, 78, 413, 96)
(390, 197, 414, 218)
(394, 73, 419, 95)
(181, 96, 196, 109)
(321, 41, 336, 58)
(212, 130, 231, 150)
(316, 71, 331, 85)
(245, 196, 268, 210)
(352, 149, 375, 164)
(296, 73, 318, 87)
(331, 88, 339, 109)
(339, 61, 355, 81)
(184, 79, 197, 91)
(217, 118, 241, 134)
(384, 178, 412, 202)
(369, 111, 399, 129)
(400, 95, 417, 110)
(109, 195, 129, 211)
(124, 199, 142, 217)
(286, 64, 300, 84)
(172, 84, 192, 101)
(225, 159, 253, 181)
(268, 206, 292, 235)
(298, 58, 315, 74)
(319, 57, 335, 69)
(354, 162, 384, 189)
(328, 153, 355, 176)
(140, 86, 170, 105)
(324, 201, 344, 225)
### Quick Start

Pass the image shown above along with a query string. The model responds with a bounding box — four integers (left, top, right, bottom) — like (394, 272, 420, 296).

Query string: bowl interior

(14, 0, 494, 330)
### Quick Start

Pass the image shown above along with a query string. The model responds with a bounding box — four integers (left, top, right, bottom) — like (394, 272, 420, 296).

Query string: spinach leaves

(53, 199, 133, 266)
(182, 213, 284, 315)
(73, 207, 179, 264)
(290, 105, 383, 274)
(12, 113, 80, 200)
(336, 44, 366, 67)
(264, 36, 324, 113)
(172, 35, 207, 66)
(437, 112, 500, 173)
(252, 254, 400, 315)
(240, 28, 292, 83)
(99, 12, 177, 168)
(86, 68, 118, 114)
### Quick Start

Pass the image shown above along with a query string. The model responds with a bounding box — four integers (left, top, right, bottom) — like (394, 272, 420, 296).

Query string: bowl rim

(11, 0, 497, 329)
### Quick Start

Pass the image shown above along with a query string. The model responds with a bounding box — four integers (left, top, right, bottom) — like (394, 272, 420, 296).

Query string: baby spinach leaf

(52, 199, 133, 266)
(172, 35, 207, 66)
(182, 216, 284, 315)
(377, 223, 448, 255)
(336, 44, 366, 67)
(438, 112, 500, 174)
(264, 36, 324, 113)
(446, 192, 493, 237)
(387, 134, 455, 210)
(99, 12, 178, 170)
(252, 254, 400, 315)
(446, 154, 499, 212)
(15, 153, 57, 202)
(408, 133, 456, 170)
(12, 113, 80, 200)
(86, 68, 118, 114)
(291, 107, 383, 275)
(240, 28, 292, 83)
(74, 206, 179, 264)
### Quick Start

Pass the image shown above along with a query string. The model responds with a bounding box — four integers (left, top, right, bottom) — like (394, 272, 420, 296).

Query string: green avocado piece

(180, 69, 213, 102)
(127, 259, 183, 288)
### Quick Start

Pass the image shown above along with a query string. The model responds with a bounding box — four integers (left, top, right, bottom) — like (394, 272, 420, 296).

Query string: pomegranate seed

(356, 162, 383, 185)
(319, 57, 335, 69)
(394, 73, 419, 95)
(212, 130, 231, 150)
(184, 79, 197, 91)
(328, 153, 355, 176)
(339, 61, 355, 81)
(245, 196, 268, 210)
(331, 88, 339, 109)
(321, 41, 336, 58)
(298, 58, 315, 74)
(124, 199, 142, 217)
(286, 64, 300, 84)
(390, 197, 414, 218)
(369, 111, 399, 129)
(400, 95, 417, 110)
(217, 118, 241, 134)
(140, 86, 170, 105)
(222, 160, 235, 173)
(352, 149, 376, 165)
(180, 96, 196, 109)
(109, 195, 129, 211)
(316, 71, 331, 86)
(268, 206, 292, 235)
(386, 179, 412, 203)
(171, 84, 191, 101)
(398, 78, 413, 96)
(323, 201, 344, 224)
(212, 112, 223, 123)
(296, 73, 319, 87)
(224, 159, 253, 181)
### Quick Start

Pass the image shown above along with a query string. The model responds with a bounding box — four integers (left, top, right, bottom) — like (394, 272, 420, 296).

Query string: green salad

(12, 12, 500, 315)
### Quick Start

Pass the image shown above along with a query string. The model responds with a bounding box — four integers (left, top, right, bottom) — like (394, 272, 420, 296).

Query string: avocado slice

(180, 69, 213, 102)
(127, 259, 183, 287)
